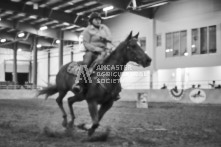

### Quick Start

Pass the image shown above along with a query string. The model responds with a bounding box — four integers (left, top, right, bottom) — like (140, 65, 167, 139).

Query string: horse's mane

(103, 40, 126, 64)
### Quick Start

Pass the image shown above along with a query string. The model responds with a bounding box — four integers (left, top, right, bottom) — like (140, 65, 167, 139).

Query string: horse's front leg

(98, 100, 114, 121)
(87, 100, 99, 136)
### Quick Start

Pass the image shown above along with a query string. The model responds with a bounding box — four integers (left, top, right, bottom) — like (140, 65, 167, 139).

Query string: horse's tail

(37, 85, 58, 100)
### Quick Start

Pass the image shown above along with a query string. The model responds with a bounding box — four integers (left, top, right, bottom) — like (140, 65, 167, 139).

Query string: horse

(38, 31, 152, 137)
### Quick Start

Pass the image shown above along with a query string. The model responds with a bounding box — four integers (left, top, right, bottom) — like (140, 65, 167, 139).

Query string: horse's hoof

(77, 123, 92, 131)
(68, 121, 74, 128)
(88, 128, 95, 136)
(62, 120, 67, 128)
(77, 123, 88, 131)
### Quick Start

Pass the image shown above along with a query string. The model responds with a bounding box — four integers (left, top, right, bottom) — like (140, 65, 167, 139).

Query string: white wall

(37, 51, 48, 86)
(155, 0, 221, 69)
(103, 0, 221, 89)
(104, 12, 153, 89)
(37, 45, 83, 86)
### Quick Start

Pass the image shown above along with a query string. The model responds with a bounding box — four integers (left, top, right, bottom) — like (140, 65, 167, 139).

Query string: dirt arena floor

(0, 98, 221, 147)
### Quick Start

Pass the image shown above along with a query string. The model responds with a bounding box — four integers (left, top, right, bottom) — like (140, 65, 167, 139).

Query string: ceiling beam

(47, 0, 73, 9)
(0, 19, 80, 42)
(96, 0, 153, 18)
(97, 0, 130, 10)
(59, 0, 88, 11)
(0, 0, 88, 27)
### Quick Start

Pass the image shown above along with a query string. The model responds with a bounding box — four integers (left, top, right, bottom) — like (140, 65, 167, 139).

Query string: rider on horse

(72, 12, 121, 100)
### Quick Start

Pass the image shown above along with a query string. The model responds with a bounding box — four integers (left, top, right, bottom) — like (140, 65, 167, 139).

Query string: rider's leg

(89, 51, 106, 73)
(72, 51, 94, 93)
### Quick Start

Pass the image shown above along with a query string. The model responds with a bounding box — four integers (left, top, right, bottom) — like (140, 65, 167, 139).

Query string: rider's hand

(94, 47, 103, 52)
(100, 36, 111, 43)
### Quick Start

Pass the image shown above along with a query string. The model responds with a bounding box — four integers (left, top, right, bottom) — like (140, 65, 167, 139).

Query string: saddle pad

(67, 62, 81, 75)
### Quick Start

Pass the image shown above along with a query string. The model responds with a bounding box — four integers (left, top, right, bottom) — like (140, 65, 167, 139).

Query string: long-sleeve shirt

(82, 24, 112, 52)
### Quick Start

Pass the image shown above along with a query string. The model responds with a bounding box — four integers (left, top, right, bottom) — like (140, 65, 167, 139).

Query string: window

(200, 27, 207, 54)
(138, 37, 146, 51)
(156, 34, 162, 47)
(165, 30, 187, 57)
(180, 31, 187, 56)
(209, 26, 216, 53)
(191, 25, 216, 55)
(166, 33, 173, 57)
(191, 29, 199, 54)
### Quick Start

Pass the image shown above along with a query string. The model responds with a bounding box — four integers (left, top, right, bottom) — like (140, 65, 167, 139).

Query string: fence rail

(1, 80, 221, 90)
(0, 82, 37, 90)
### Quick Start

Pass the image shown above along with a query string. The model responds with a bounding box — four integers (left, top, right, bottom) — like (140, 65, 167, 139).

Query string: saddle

(67, 62, 82, 76)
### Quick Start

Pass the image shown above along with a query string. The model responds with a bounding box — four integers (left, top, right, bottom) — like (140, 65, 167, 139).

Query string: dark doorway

(5, 72, 28, 85)
(17, 73, 29, 85)
(5, 72, 12, 82)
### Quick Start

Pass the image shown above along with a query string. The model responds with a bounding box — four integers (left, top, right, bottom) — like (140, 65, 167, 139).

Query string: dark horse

(38, 31, 152, 136)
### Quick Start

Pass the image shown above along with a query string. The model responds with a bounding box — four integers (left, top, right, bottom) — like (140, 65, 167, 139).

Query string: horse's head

(124, 31, 152, 67)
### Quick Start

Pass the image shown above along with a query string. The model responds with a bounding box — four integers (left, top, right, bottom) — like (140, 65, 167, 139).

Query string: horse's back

(56, 62, 78, 91)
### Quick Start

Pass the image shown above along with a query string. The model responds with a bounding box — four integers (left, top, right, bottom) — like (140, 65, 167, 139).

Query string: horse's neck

(104, 48, 128, 73)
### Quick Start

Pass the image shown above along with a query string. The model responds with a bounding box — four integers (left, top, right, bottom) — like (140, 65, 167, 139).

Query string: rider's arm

(83, 29, 103, 52)
(101, 24, 112, 42)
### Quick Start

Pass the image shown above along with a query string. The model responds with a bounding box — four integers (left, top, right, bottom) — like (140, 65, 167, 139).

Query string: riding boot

(89, 62, 98, 74)
(72, 78, 83, 93)
(72, 82, 81, 93)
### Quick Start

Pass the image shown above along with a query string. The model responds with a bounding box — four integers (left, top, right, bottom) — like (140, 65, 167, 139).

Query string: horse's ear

(134, 32, 139, 39)
(126, 31, 133, 41)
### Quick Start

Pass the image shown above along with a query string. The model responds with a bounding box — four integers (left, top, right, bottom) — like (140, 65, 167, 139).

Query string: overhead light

(17, 13, 26, 17)
(64, 10, 72, 13)
(62, 22, 70, 26)
(103, 6, 114, 11)
(39, 26, 48, 31)
(0, 18, 1, 21)
(149, 1, 168, 8)
(55, 40, 60, 44)
(29, 15, 37, 19)
(33, 3, 38, 10)
(191, 44, 196, 48)
(18, 48, 22, 52)
(18, 32, 25, 38)
(25, 1, 34, 5)
(37, 44, 42, 48)
(0, 39, 6, 43)
(11, 0, 21, 2)
(184, 52, 188, 56)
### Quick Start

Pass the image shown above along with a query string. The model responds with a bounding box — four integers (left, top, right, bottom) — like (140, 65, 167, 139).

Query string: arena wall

(0, 89, 220, 104)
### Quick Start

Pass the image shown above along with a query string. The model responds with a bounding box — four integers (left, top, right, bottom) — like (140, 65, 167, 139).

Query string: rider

(72, 12, 121, 100)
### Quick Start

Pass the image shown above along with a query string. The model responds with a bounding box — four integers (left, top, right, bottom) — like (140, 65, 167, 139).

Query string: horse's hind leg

(56, 91, 68, 128)
(87, 100, 99, 136)
(67, 95, 84, 128)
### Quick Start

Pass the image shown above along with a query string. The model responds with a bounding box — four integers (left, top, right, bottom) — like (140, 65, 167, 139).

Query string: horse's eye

(131, 45, 136, 48)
